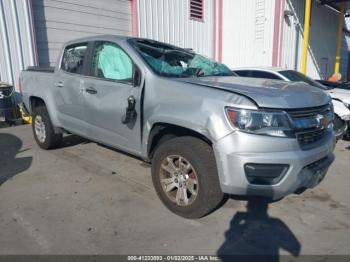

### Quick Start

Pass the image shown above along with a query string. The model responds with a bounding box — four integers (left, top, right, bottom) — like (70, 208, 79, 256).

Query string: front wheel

(151, 136, 224, 218)
(32, 106, 62, 149)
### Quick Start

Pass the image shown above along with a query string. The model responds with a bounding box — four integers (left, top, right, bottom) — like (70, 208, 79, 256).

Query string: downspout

(278, 0, 286, 67)
(131, 0, 139, 37)
(23, 0, 35, 66)
(27, 0, 39, 66)
(301, 0, 312, 75)
(272, 0, 282, 66)
(334, 2, 345, 75)
(218, 0, 223, 62)
(11, 0, 24, 72)
(212, 0, 217, 60)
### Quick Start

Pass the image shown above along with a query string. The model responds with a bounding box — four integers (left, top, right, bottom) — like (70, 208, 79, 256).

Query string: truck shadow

(217, 196, 301, 261)
(0, 133, 32, 186)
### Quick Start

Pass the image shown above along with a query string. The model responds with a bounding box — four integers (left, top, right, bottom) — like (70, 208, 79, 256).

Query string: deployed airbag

(98, 45, 132, 80)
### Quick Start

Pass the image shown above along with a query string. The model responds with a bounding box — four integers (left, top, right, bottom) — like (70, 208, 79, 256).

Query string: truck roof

(64, 35, 188, 51)
(233, 67, 285, 72)
(65, 35, 133, 46)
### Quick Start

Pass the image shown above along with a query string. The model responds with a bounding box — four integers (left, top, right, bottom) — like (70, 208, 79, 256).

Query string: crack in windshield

(129, 39, 235, 78)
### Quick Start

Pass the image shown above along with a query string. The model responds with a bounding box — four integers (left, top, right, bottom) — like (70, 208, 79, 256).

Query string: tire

(151, 136, 224, 218)
(32, 106, 62, 149)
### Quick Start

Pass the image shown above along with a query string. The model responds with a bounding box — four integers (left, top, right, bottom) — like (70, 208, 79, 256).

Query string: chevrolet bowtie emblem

(316, 114, 325, 128)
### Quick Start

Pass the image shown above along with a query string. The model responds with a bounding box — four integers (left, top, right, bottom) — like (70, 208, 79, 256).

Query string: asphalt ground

(0, 124, 350, 256)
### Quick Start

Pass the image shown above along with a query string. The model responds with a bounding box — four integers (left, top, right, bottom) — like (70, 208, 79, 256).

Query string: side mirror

(133, 67, 142, 87)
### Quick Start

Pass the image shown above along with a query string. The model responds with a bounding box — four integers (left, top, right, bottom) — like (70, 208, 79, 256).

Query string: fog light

(244, 163, 289, 185)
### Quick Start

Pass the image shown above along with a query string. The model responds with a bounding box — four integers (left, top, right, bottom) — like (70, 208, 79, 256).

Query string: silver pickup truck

(20, 35, 335, 218)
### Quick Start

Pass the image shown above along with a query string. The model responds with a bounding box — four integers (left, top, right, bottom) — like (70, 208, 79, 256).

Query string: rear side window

(234, 70, 251, 77)
(61, 43, 88, 74)
(250, 71, 281, 80)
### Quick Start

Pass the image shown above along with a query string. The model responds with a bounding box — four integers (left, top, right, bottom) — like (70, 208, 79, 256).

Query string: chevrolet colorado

(20, 36, 335, 218)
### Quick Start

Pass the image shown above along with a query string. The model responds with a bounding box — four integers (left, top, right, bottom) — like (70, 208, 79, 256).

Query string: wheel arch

(29, 96, 46, 113)
(29, 96, 62, 134)
(147, 122, 213, 160)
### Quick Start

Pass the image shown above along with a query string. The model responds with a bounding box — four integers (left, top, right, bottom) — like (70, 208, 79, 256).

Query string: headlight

(226, 107, 293, 137)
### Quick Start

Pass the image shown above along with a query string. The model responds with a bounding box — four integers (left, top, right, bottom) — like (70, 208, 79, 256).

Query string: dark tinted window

(61, 43, 88, 74)
(279, 70, 327, 89)
(234, 70, 251, 77)
(316, 80, 337, 89)
(250, 71, 282, 80)
(337, 82, 350, 90)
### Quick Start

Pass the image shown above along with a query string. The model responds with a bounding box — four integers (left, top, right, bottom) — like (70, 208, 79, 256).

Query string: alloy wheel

(34, 115, 46, 143)
(159, 155, 199, 206)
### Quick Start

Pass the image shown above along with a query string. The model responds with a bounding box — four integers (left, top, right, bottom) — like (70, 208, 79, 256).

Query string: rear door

(82, 41, 142, 153)
(53, 42, 90, 135)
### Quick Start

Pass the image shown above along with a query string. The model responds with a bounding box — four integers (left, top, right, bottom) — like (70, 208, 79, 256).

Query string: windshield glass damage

(129, 39, 234, 78)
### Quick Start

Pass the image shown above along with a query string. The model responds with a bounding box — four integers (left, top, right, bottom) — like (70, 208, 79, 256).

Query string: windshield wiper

(178, 68, 203, 78)
(195, 68, 205, 77)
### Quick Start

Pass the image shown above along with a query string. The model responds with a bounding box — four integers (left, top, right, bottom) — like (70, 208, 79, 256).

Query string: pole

(301, 0, 312, 75)
(334, 2, 345, 75)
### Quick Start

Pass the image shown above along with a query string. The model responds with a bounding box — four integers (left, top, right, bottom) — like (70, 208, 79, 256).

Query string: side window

(250, 71, 281, 80)
(61, 44, 88, 74)
(91, 42, 133, 82)
(234, 70, 251, 77)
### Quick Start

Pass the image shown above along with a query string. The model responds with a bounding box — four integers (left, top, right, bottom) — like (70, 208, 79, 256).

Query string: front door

(82, 41, 142, 153)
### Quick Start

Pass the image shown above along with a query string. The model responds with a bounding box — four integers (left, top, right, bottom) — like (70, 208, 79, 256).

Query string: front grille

(286, 104, 332, 149)
(297, 129, 327, 147)
(286, 104, 331, 119)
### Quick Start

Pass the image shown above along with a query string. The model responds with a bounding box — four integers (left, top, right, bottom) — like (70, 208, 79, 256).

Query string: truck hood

(176, 76, 331, 109)
(329, 88, 350, 105)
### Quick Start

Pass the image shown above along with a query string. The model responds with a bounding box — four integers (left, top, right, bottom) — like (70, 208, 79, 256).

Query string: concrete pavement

(0, 125, 350, 256)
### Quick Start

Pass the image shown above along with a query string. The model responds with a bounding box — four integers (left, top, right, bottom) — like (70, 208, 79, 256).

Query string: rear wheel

(32, 106, 62, 149)
(151, 136, 224, 218)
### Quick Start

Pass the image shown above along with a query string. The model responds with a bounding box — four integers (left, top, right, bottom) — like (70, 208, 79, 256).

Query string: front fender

(333, 99, 350, 120)
(141, 111, 234, 157)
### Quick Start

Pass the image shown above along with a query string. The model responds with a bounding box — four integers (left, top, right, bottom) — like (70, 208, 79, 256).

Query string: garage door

(32, 0, 132, 66)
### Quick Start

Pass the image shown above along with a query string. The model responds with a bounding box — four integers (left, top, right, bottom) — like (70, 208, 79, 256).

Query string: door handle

(54, 82, 64, 88)
(85, 87, 97, 94)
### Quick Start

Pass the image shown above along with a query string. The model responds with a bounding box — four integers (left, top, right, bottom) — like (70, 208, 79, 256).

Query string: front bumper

(213, 130, 335, 199)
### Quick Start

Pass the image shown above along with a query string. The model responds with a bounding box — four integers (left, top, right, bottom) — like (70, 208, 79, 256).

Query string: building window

(190, 0, 204, 21)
